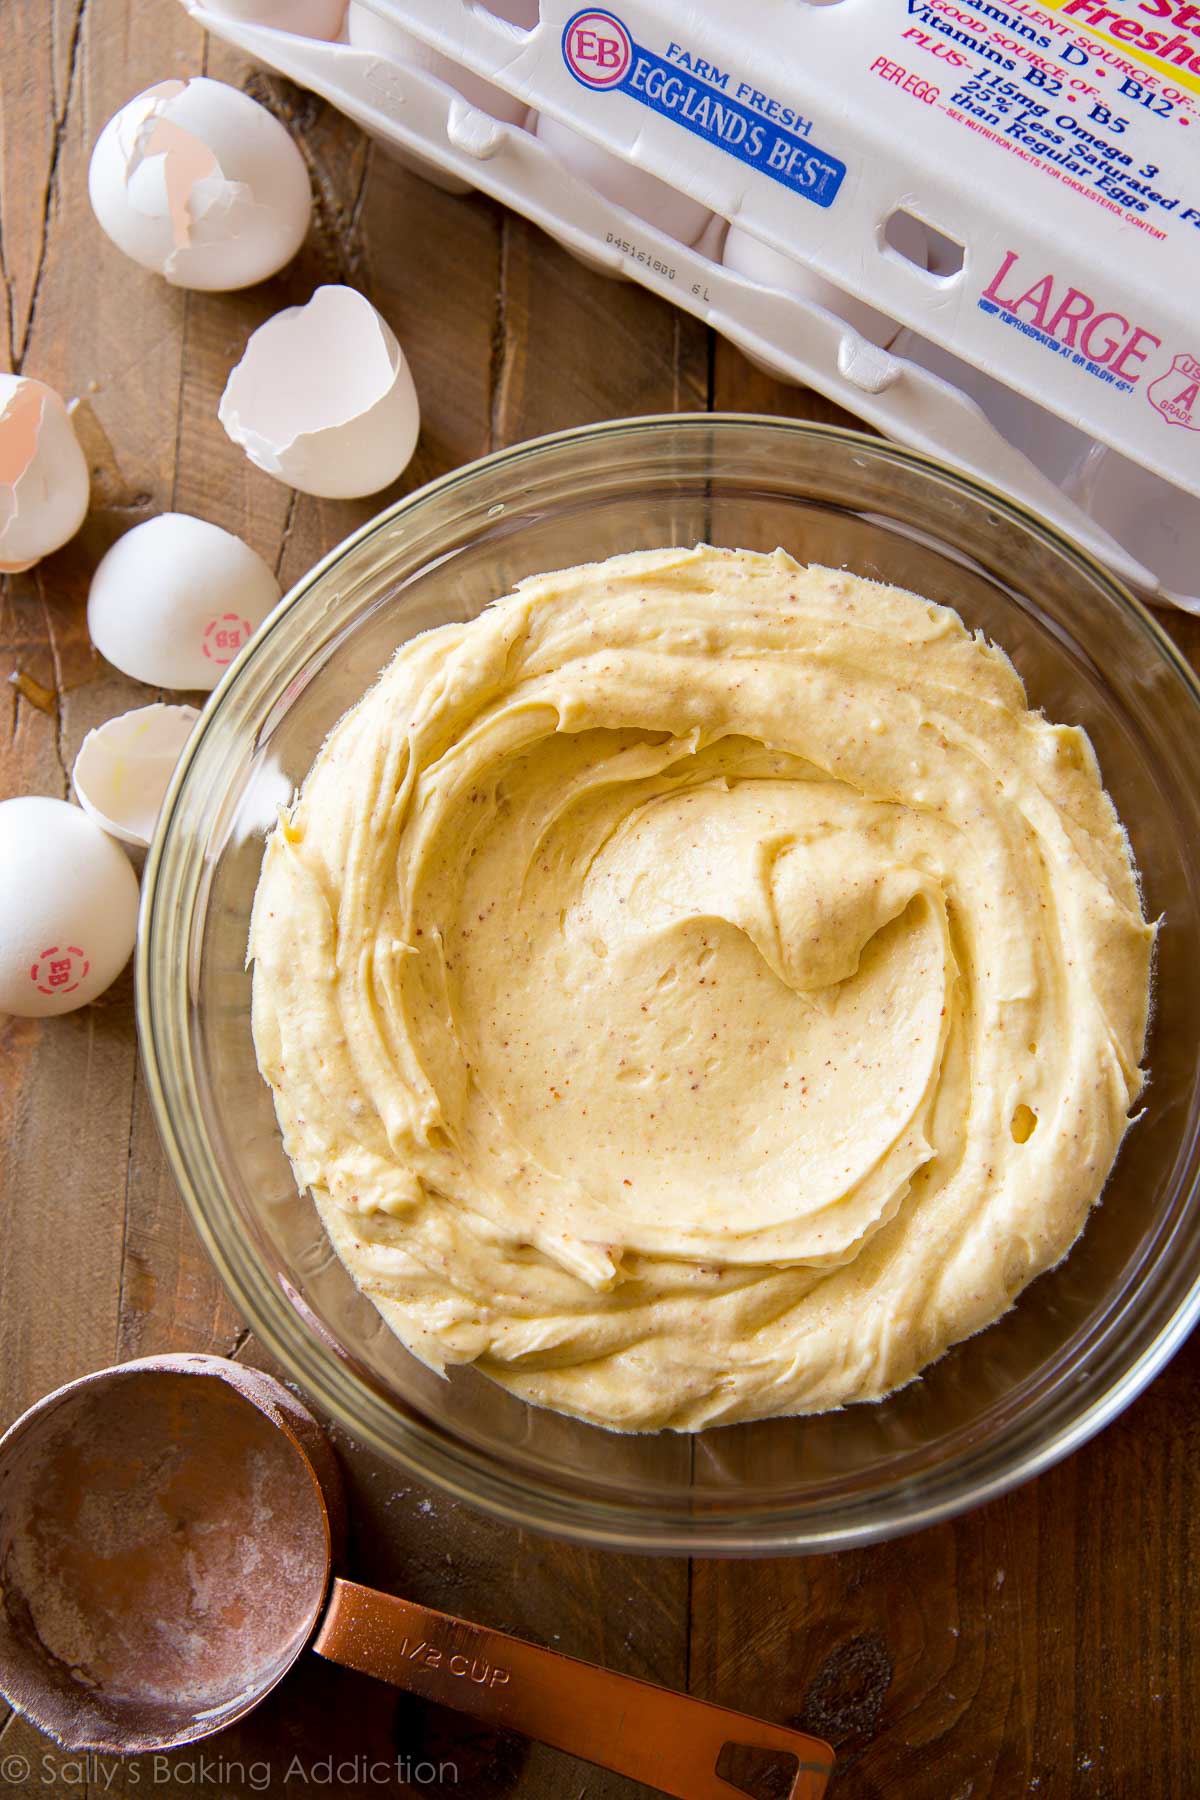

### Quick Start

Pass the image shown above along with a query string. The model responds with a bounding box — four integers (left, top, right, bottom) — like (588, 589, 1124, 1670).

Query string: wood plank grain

(493, 215, 709, 437)
(0, 2, 90, 375)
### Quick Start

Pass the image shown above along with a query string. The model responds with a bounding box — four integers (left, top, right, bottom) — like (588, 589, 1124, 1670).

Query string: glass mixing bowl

(138, 416, 1200, 1554)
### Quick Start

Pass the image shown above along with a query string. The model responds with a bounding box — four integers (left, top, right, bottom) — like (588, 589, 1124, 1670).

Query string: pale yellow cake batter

(249, 546, 1154, 1431)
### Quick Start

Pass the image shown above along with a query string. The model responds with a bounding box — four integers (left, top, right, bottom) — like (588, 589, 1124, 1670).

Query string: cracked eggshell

(87, 514, 281, 690)
(0, 376, 90, 573)
(723, 219, 926, 349)
(88, 78, 312, 291)
(0, 797, 140, 1017)
(218, 285, 420, 499)
(346, 4, 528, 125)
(535, 113, 712, 246)
(72, 703, 201, 848)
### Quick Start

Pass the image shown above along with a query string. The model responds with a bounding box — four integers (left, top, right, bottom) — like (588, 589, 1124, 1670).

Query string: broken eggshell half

(72, 704, 201, 849)
(218, 285, 421, 498)
(0, 376, 90, 574)
(88, 78, 312, 291)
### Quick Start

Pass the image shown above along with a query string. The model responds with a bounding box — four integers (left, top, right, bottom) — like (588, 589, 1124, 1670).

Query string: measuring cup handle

(314, 1577, 833, 1800)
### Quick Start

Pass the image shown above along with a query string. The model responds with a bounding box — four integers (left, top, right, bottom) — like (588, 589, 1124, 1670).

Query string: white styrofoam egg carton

(184, 0, 1200, 610)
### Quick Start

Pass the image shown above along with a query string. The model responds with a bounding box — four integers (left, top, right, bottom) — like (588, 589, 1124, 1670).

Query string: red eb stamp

(562, 9, 633, 88)
(202, 612, 253, 666)
(1148, 353, 1200, 432)
(30, 944, 89, 997)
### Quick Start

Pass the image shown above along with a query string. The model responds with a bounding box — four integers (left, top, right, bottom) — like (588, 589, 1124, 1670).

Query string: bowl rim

(136, 412, 1200, 1553)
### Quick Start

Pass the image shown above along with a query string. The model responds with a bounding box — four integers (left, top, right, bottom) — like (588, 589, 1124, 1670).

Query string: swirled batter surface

(250, 547, 1153, 1431)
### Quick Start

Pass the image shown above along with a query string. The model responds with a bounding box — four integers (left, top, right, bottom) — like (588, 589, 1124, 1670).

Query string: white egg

(204, 0, 347, 38)
(0, 797, 139, 1018)
(72, 703, 201, 848)
(346, 4, 528, 125)
(88, 78, 312, 291)
(0, 376, 90, 573)
(87, 514, 281, 690)
(723, 218, 927, 349)
(218, 285, 420, 499)
(895, 333, 1094, 486)
(1068, 446, 1200, 599)
(535, 113, 712, 246)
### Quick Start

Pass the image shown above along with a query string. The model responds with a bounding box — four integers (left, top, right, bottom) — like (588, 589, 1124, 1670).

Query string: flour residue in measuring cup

(0, 1370, 328, 1726)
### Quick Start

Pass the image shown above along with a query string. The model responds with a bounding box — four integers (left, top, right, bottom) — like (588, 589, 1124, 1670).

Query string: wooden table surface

(3, 5, 1199, 1797)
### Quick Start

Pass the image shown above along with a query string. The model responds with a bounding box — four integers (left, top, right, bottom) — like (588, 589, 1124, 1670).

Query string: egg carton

(183, 0, 1200, 611)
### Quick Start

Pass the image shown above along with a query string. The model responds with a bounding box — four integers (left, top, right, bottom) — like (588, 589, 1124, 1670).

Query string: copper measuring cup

(0, 1355, 834, 1799)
